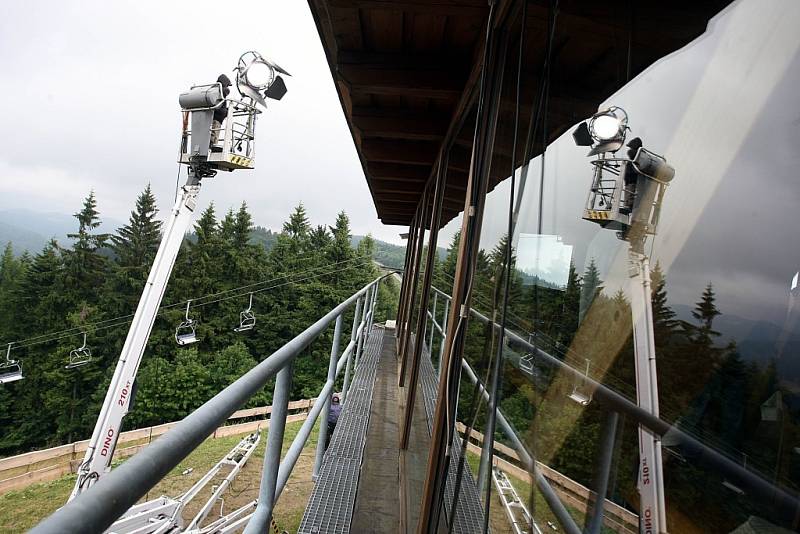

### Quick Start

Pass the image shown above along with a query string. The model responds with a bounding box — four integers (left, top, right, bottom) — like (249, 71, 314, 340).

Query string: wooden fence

(0, 398, 316, 494)
(456, 423, 638, 533)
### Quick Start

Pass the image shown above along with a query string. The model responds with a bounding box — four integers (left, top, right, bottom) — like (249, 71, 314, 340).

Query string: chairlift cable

(1, 259, 373, 353)
(5, 253, 371, 351)
(1, 255, 369, 348)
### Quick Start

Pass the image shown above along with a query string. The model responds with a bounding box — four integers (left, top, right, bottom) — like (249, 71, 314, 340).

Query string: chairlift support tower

(574, 107, 674, 534)
(69, 51, 289, 501)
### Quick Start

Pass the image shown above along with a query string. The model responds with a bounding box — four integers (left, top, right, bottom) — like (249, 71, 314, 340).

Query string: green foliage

(0, 192, 382, 456)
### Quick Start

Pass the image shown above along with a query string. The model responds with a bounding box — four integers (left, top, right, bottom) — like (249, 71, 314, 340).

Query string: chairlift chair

(234, 293, 256, 333)
(65, 332, 92, 369)
(0, 344, 23, 384)
(568, 359, 593, 406)
(176, 300, 199, 346)
(519, 353, 535, 375)
(519, 333, 536, 375)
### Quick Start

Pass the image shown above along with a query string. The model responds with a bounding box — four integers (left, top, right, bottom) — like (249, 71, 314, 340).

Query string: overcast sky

(0, 1, 408, 244)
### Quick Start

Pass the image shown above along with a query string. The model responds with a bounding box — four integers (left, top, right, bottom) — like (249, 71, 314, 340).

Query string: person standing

(326, 394, 342, 448)
(210, 74, 232, 150)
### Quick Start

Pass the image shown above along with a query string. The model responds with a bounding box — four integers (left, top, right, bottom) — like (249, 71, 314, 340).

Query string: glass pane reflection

(458, 0, 800, 532)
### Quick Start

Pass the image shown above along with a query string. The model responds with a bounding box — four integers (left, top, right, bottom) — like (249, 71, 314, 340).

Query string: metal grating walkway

(418, 340, 487, 533)
(298, 325, 384, 534)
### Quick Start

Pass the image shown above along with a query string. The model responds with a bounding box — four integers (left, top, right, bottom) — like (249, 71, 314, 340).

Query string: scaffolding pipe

(342, 296, 363, 403)
(276, 375, 337, 499)
(313, 314, 343, 479)
(586, 411, 619, 534)
(428, 293, 438, 351)
(438, 298, 449, 378)
(245, 362, 293, 534)
(358, 286, 373, 365)
(351, 298, 368, 381)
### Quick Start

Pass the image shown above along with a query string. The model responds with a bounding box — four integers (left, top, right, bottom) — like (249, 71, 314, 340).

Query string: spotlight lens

(592, 115, 621, 140)
(246, 62, 274, 89)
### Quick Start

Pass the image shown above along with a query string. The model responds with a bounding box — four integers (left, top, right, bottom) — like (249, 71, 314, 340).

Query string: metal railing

(424, 286, 800, 534)
(31, 275, 386, 534)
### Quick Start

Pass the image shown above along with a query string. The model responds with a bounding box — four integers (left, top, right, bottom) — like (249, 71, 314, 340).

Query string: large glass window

(452, 0, 800, 532)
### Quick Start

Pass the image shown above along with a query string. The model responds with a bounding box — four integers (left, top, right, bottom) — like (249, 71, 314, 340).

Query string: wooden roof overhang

(307, 0, 732, 228)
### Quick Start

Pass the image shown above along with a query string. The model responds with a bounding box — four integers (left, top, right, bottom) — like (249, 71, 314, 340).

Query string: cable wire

(2, 257, 374, 352)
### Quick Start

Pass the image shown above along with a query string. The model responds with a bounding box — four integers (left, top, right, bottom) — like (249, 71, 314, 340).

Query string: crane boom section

(70, 183, 201, 500)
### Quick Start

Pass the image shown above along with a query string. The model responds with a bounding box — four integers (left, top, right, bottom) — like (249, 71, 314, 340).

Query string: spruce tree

(692, 283, 722, 340)
(433, 231, 460, 293)
(579, 258, 603, 322)
(186, 203, 221, 295)
(108, 185, 162, 315)
(327, 211, 357, 292)
(219, 208, 237, 246)
(328, 211, 353, 263)
(111, 185, 161, 268)
(558, 261, 581, 345)
(309, 225, 331, 250)
(283, 203, 310, 240)
(233, 202, 254, 250)
(0, 243, 26, 339)
(63, 191, 109, 302)
(650, 262, 678, 344)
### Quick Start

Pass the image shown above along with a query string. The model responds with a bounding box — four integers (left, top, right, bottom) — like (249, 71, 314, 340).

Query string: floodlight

(236, 51, 291, 108)
(591, 113, 623, 140)
(573, 106, 629, 156)
(589, 107, 628, 142)
(244, 61, 275, 90)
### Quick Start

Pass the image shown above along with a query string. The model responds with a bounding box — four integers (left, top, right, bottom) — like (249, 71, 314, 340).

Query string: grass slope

(0, 420, 321, 533)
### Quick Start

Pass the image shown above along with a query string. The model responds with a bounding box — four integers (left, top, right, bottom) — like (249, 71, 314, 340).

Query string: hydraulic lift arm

(70, 177, 202, 500)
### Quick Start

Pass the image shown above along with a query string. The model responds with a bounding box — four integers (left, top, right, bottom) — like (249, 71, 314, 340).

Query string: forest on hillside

(0, 186, 398, 455)
(422, 232, 796, 532)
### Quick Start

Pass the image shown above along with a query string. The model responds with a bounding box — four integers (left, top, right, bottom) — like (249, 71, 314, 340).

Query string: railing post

(370, 281, 379, 326)
(438, 296, 450, 378)
(363, 285, 374, 346)
(342, 295, 363, 403)
(586, 410, 619, 534)
(244, 361, 293, 534)
(428, 292, 437, 352)
(354, 289, 369, 370)
(367, 281, 379, 334)
(313, 314, 343, 480)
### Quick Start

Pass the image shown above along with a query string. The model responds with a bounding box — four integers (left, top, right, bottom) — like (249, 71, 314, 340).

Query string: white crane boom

(68, 50, 289, 501)
(70, 181, 202, 500)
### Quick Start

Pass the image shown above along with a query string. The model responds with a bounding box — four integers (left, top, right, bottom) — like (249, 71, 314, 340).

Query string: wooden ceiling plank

(329, 0, 488, 17)
(361, 138, 439, 166)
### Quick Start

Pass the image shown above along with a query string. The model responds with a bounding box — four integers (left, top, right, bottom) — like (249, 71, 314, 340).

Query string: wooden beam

(328, 0, 488, 17)
(367, 161, 432, 182)
(361, 139, 439, 166)
(340, 64, 465, 99)
(352, 110, 450, 142)
(338, 50, 471, 71)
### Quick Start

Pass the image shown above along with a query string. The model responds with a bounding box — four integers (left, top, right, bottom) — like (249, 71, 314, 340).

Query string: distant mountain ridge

(0, 210, 410, 273)
(672, 303, 800, 381)
(0, 208, 124, 254)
